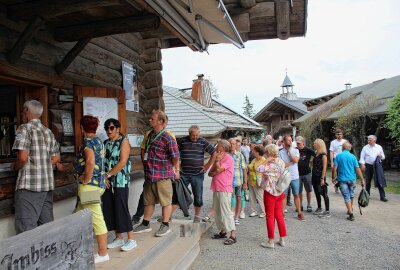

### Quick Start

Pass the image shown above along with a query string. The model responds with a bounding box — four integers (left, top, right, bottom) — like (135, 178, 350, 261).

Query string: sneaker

(307, 206, 312, 212)
(155, 224, 171, 237)
(287, 202, 293, 206)
(239, 211, 246, 219)
(94, 253, 110, 264)
(313, 208, 323, 215)
(297, 213, 306, 222)
(261, 241, 274, 248)
(132, 223, 152, 234)
(107, 238, 125, 249)
(259, 213, 266, 218)
(120, 239, 138, 251)
(277, 239, 285, 247)
(380, 197, 388, 202)
(319, 211, 331, 218)
(193, 215, 201, 223)
(284, 208, 288, 213)
(202, 215, 212, 222)
(249, 211, 258, 217)
(234, 219, 240, 225)
(347, 213, 355, 221)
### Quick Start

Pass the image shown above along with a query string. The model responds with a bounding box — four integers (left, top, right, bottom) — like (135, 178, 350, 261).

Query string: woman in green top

(101, 118, 136, 252)
(56, 115, 109, 264)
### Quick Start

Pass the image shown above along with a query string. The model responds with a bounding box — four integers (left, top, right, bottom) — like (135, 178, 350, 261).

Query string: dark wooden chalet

(0, 0, 307, 235)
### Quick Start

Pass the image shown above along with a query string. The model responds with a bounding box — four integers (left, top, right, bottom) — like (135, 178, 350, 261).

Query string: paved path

(187, 175, 400, 270)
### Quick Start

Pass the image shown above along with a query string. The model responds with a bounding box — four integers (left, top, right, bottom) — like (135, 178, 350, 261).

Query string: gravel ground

(186, 175, 400, 270)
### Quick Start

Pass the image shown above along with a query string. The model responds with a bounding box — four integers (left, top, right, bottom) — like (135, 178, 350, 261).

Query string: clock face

(83, 97, 118, 142)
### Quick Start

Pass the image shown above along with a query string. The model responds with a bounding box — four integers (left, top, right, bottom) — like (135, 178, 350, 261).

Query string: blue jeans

(339, 181, 356, 203)
(284, 178, 300, 196)
(181, 174, 205, 207)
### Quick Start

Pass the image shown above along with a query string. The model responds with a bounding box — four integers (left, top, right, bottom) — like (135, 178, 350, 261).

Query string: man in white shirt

(240, 137, 251, 164)
(279, 135, 305, 221)
(329, 129, 347, 193)
(359, 135, 387, 202)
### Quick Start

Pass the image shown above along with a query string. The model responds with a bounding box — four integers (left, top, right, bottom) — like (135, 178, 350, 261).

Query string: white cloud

(162, 0, 400, 113)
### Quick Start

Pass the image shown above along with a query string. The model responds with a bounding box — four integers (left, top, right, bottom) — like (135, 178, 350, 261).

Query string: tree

(386, 89, 400, 149)
(206, 76, 219, 99)
(242, 95, 255, 118)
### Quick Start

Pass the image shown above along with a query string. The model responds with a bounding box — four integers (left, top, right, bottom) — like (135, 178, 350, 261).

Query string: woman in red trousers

(257, 144, 287, 248)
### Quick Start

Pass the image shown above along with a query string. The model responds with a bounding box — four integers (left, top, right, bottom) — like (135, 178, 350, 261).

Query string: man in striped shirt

(172, 125, 216, 222)
(11, 100, 60, 234)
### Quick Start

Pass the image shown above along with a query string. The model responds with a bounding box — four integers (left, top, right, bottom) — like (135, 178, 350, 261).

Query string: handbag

(79, 189, 101, 205)
(256, 174, 263, 187)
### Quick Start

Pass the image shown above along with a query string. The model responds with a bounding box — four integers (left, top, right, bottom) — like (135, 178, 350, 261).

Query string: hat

(295, 136, 304, 143)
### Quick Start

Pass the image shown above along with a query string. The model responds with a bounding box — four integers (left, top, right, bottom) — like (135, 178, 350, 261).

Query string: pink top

(210, 154, 234, 192)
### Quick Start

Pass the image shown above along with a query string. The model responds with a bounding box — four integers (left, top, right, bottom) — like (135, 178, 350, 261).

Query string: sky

(161, 0, 400, 114)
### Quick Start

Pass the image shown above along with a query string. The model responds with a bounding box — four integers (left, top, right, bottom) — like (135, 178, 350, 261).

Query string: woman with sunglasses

(101, 118, 136, 252)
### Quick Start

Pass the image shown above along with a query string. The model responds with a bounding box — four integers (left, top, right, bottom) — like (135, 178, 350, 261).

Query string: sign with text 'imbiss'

(0, 210, 94, 270)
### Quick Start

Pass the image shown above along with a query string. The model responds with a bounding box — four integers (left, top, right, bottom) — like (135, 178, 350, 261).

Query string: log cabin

(0, 0, 307, 239)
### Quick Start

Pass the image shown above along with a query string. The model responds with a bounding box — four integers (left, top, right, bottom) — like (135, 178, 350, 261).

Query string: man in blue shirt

(333, 142, 365, 221)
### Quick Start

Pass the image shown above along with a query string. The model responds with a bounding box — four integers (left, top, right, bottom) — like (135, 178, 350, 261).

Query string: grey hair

(265, 144, 279, 157)
(24, 100, 43, 118)
(189, 125, 200, 133)
(219, 139, 230, 152)
(342, 142, 352, 150)
(367, 135, 377, 141)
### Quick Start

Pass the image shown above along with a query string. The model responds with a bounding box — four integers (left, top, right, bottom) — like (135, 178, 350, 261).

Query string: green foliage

(385, 90, 400, 149)
(242, 95, 255, 118)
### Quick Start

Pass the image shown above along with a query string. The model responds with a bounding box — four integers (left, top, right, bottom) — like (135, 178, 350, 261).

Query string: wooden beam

(275, 0, 290, 40)
(55, 38, 91, 74)
(7, 0, 124, 21)
(55, 15, 160, 42)
(240, 0, 256, 9)
(7, 16, 45, 64)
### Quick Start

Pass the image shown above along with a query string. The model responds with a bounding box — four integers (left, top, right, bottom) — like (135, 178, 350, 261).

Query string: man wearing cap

(359, 135, 388, 202)
(295, 136, 315, 213)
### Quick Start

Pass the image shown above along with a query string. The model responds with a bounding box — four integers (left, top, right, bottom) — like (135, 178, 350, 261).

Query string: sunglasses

(105, 126, 116, 131)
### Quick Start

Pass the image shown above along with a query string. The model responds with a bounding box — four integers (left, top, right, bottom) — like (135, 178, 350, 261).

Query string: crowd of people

(10, 100, 389, 264)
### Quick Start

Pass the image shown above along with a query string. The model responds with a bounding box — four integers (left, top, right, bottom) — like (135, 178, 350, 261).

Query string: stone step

(144, 221, 212, 270)
(95, 220, 212, 270)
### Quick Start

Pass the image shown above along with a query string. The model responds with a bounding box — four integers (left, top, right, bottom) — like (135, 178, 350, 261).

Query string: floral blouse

(256, 158, 285, 195)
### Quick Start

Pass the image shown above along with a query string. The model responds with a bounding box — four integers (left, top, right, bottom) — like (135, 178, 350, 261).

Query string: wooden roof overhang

(253, 97, 304, 122)
(2, 0, 307, 73)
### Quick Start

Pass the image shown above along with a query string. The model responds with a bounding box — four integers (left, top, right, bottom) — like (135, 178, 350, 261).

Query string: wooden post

(275, 0, 290, 40)
(55, 38, 91, 74)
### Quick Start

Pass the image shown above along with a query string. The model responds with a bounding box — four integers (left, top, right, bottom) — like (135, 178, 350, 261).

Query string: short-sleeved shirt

(298, 147, 315, 176)
(12, 119, 60, 192)
(73, 137, 106, 189)
(329, 139, 346, 159)
(241, 145, 251, 164)
(231, 150, 247, 187)
(177, 136, 215, 175)
(279, 147, 300, 180)
(104, 135, 131, 188)
(210, 154, 234, 192)
(144, 130, 179, 182)
(334, 150, 359, 182)
(140, 129, 176, 150)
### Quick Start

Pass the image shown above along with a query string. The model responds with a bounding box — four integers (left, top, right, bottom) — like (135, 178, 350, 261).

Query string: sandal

(224, 236, 237, 245)
(212, 232, 227, 239)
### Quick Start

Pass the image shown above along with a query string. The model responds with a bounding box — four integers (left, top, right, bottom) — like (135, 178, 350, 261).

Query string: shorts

(299, 174, 313, 193)
(284, 178, 300, 196)
(181, 174, 205, 207)
(143, 179, 173, 207)
(233, 185, 243, 197)
(339, 181, 356, 203)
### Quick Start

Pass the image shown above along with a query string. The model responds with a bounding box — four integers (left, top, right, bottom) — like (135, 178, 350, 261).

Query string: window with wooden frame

(0, 77, 48, 164)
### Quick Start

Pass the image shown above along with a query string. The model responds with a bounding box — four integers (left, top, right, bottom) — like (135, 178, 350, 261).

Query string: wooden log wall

(0, 10, 164, 217)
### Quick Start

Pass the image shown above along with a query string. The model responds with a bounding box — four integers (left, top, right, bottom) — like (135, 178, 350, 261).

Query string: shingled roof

(293, 74, 400, 125)
(163, 86, 262, 137)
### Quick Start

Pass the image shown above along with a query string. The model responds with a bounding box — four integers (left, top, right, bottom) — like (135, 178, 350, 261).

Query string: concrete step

(95, 220, 212, 270)
(145, 221, 212, 270)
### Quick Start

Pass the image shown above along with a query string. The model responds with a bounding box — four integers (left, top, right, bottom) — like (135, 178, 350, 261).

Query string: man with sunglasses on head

(133, 110, 179, 237)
